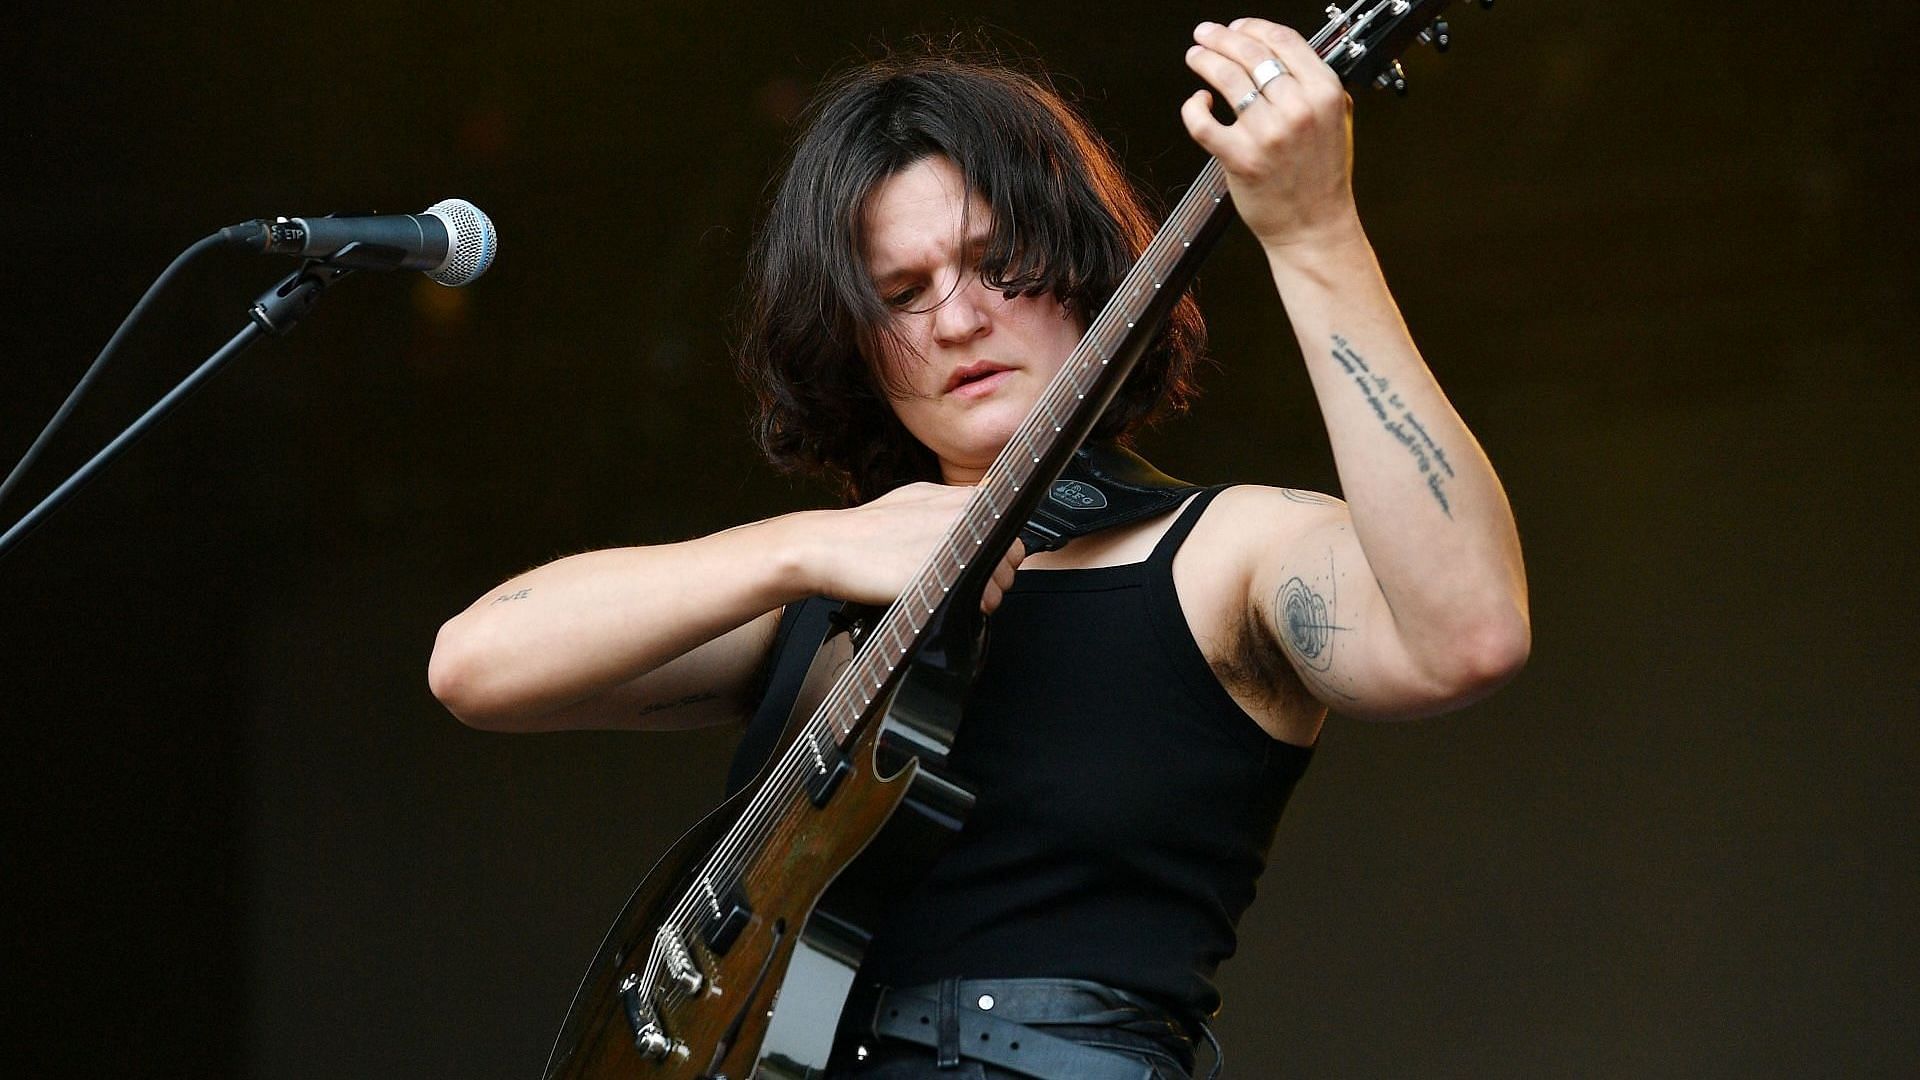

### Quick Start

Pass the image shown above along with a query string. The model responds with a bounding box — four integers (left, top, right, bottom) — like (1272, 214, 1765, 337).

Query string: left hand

(1180, 18, 1362, 254)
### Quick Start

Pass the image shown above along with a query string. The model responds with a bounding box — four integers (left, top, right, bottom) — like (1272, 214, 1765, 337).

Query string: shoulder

(1177, 484, 1350, 570)
(1165, 483, 1353, 632)
(1171, 484, 1356, 646)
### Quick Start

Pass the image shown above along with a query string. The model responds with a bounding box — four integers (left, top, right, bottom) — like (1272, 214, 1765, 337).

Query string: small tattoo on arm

(636, 691, 720, 718)
(1281, 488, 1342, 507)
(489, 588, 532, 605)
(1330, 334, 1458, 518)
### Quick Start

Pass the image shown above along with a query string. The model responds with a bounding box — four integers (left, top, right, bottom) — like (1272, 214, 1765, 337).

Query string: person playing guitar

(430, 15, 1527, 1079)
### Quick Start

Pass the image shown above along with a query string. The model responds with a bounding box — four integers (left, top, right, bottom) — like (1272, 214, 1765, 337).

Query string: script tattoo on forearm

(1330, 334, 1458, 518)
(636, 690, 720, 718)
(489, 588, 532, 605)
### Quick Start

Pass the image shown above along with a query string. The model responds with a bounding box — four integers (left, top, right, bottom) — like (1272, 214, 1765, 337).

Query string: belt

(841, 977, 1194, 1080)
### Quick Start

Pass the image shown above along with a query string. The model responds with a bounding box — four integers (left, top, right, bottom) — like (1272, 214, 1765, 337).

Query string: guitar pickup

(703, 884, 753, 955)
(805, 743, 852, 807)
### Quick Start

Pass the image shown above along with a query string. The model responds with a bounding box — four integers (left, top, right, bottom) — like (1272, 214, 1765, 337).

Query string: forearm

(428, 514, 813, 727)
(1267, 226, 1529, 677)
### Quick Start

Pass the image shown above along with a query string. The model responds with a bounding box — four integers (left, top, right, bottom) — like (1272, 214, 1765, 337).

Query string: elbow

(428, 620, 512, 731)
(1468, 610, 1532, 689)
(1425, 605, 1532, 706)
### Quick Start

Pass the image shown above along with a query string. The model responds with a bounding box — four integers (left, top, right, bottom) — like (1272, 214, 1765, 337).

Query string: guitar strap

(1015, 441, 1201, 554)
(724, 442, 1200, 797)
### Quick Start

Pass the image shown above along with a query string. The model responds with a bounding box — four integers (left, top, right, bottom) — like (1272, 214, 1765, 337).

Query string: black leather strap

(865, 982, 1159, 1080)
(936, 976, 962, 1067)
(1017, 443, 1200, 554)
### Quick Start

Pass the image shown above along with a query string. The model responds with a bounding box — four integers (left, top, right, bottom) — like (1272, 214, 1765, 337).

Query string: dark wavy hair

(735, 48, 1206, 503)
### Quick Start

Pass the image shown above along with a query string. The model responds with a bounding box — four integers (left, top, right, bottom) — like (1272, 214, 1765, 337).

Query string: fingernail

(1230, 17, 1248, 29)
(1195, 21, 1220, 34)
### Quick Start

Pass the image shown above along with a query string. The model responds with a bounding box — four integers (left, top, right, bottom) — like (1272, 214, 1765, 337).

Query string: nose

(931, 273, 993, 346)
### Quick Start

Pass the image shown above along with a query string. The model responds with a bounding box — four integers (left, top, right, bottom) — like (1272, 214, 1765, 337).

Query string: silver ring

(1232, 87, 1262, 113)
(1251, 58, 1289, 92)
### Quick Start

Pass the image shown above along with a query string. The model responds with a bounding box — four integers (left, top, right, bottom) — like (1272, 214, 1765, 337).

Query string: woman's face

(861, 155, 1085, 486)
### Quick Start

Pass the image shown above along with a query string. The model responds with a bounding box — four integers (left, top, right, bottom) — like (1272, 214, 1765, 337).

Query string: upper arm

(513, 608, 785, 732)
(1234, 487, 1494, 720)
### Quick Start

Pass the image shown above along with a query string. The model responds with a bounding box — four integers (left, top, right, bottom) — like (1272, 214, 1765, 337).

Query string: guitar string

(642, 6, 1372, 1008)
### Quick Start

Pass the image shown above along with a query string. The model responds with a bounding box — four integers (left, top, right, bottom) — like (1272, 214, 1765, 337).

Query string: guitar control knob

(1373, 60, 1409, 97)
(636, 1023, 674, 1060)
(1419, 19, 1451, 52)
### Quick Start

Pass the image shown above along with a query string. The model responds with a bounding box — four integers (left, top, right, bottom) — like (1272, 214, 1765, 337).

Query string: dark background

(4, 3, 1915, 1077)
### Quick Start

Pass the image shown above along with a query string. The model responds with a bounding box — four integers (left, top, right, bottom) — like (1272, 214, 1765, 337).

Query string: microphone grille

(425, 198, 498, 286)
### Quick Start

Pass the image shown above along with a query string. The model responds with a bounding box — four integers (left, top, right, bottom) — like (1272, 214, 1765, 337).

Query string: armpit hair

(1213, 593, 1323, 721)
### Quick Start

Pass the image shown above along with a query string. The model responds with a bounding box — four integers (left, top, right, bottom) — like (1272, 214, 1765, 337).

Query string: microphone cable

(0, 231, 223, 514)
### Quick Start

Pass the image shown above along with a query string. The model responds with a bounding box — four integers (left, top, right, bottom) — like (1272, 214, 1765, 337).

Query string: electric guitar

(545, 4, 1472, 1076)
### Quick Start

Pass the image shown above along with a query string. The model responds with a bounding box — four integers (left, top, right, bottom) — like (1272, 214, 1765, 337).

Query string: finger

(1231, 18, 1340, 95)
(1181, 89, 1233, 157)
(1006, 538, 1027, 568)
(991, 557, 1017, 595)
(1195, 19, 1282, 80)
(1185, 38, 1257, 106)
(981, 581, 1002, 615)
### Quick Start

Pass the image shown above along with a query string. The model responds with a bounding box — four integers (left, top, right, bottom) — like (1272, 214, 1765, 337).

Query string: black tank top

(731, 486, 1315, 1023)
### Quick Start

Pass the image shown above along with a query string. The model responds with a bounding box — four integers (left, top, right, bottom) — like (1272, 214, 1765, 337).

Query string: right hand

(802, 482, 1027, 614)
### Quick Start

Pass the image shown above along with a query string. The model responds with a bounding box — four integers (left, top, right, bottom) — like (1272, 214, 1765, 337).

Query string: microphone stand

(0, 257, 356, 562)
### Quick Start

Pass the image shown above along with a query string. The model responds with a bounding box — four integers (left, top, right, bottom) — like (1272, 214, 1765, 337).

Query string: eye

(885, 285, 923, 309)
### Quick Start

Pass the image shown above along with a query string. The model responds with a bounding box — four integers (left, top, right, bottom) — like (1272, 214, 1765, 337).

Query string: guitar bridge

(659, 926, 705, 994)
(618, 972, 675, 1060)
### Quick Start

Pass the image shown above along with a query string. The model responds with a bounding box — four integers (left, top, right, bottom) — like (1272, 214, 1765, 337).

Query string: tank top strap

(1144, 484, 1231, 570)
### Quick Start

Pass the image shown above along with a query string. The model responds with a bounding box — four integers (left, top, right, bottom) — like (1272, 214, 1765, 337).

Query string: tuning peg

(1373, 60, 1409, 96)
(1418, 19, 1450, 52)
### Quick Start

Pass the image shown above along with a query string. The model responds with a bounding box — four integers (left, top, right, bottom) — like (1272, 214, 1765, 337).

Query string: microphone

(220, 198, 497, 286)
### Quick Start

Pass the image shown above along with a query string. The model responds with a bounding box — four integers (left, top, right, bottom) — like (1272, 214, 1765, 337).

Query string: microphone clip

(249, 258, 354, 336)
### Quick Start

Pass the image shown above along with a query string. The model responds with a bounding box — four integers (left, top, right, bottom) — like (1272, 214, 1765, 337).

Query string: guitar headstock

(1313, 0, 1490, 95)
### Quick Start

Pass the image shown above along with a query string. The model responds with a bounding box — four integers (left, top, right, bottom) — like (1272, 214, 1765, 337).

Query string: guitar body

(545, 606, 984, 1080)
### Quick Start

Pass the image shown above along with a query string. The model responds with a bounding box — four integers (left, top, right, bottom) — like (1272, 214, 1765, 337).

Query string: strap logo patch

(1048, 480, 1108, 511)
